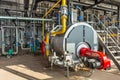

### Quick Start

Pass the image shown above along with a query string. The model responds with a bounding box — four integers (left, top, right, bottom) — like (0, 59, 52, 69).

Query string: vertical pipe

(1, 27, 5, 55)
(68, 0, 71, 25)
(15, 27, 18, 54)
(24, 0, 29, 17)
(45, 33, 49, 56)
(118, 6, 120, 28)
(42, 18, 44, 39)
(61, 0, 67, 6)
(71, 2, 74, 24)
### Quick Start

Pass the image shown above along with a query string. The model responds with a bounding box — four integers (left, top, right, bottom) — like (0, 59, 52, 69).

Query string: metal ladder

(92, 15, 120, 70)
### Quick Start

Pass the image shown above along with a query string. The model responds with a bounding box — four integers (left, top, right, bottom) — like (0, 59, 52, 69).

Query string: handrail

(94, 14, 120, 51)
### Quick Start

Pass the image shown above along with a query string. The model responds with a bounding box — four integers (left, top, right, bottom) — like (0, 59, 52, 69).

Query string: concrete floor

(0, 53, 119, 80)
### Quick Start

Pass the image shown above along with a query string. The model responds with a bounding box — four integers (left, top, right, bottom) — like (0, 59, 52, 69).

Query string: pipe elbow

(51, 15, 67, 35)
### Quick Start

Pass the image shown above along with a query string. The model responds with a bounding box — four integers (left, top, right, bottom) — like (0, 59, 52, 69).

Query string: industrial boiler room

(0, 0, 120, 80)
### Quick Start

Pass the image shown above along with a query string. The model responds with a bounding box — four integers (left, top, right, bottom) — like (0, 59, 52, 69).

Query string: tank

(50, 22, 98, 58)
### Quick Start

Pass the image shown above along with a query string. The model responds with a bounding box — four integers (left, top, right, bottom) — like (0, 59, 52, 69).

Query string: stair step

(118, 61, 120, 64)
(96, 30, 106, 33)
(110, 51, 117, 53)
(115, 56, 120, 60)
(105, 42, 115, 44)
(108, 47, 120, 50)
(107, 42, 117, 44)
(110, 51, 120, 53)
(107, 46, 118, 48)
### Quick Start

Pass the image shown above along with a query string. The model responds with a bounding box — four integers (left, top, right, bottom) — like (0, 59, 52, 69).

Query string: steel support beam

(103, 0, 120, 6)
(83, 0, 104, 11)
(24, 0, 29, 17)
(72, 1, 117, 13)
(0, 1, 18, 5)
(118, 6, 120, 28)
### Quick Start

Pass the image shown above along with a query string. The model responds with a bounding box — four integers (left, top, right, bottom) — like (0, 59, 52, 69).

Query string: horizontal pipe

(0, 16, 53, 21)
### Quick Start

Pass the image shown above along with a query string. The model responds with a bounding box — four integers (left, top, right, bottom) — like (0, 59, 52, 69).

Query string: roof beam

(83, 0, 104, 11)
(103, 0, 120, 6)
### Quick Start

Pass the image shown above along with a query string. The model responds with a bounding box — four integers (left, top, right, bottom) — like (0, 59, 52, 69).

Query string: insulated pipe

(61, 0, 67, 6)
(14, 27, 19, 54)
(45, 33, 49, 56)
(51, 0, 67, 35)
(51, 16, 67, 35)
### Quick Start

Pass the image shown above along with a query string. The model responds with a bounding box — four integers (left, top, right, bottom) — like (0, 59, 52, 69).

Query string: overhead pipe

(51, 0, 67, 35)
